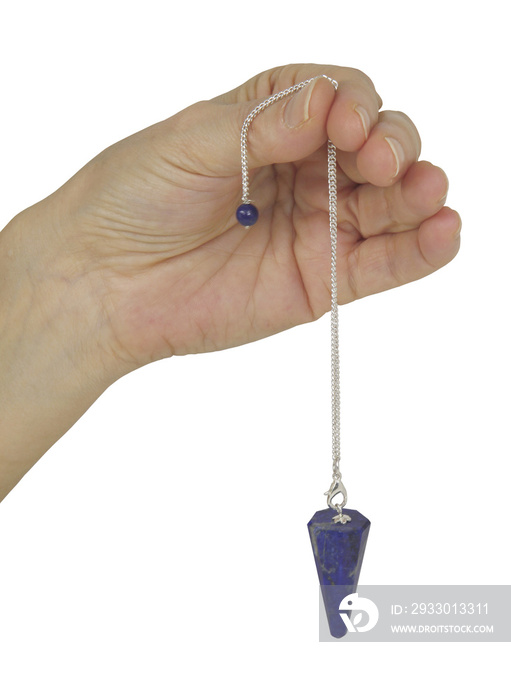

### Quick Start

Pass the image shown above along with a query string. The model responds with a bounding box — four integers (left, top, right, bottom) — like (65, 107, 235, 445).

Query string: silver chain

(239, 75, 351, 524)
(240, 75, 337, 203)
(325, 138, 351, 525)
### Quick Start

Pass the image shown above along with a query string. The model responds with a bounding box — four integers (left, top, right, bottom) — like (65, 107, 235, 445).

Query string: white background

(1, 0, 509, 697)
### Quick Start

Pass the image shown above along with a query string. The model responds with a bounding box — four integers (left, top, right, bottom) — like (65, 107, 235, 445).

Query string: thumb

(171, 76, 337, 177)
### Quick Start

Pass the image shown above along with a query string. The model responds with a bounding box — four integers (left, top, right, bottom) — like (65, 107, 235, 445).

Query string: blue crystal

(308, 508, 370, 638)
(236, 203, 259, 227)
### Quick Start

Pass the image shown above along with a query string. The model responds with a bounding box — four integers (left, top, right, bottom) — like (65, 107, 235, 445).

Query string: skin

(0, 63, 461, 501)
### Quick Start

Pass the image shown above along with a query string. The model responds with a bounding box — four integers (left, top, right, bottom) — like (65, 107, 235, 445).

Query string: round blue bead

(236, 203, 259, 227)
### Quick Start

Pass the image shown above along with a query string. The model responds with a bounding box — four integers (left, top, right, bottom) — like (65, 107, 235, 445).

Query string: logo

(339, 593, 379, 633)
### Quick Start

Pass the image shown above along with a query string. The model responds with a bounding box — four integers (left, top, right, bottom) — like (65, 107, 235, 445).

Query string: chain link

(238, 75, 349, 522)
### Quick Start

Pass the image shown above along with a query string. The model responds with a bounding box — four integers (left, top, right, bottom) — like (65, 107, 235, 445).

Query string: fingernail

(354, 105, 370, 140)
(454, 216, 462, 239)
(385, 136, 405, 178)
(437, 175, 450, 205)
(284, 80, 317, 128)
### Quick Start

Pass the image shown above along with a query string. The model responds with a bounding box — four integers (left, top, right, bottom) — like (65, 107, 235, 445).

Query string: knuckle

(344, 67, 374, 87)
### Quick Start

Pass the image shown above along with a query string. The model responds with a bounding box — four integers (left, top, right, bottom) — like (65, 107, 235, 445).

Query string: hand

(38, 63, 461, 366)
(0, 63, 461, 497)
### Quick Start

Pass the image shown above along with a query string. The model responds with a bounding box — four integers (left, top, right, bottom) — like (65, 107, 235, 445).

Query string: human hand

(33, 63, 461, 367)
(0, 63, 461, 495)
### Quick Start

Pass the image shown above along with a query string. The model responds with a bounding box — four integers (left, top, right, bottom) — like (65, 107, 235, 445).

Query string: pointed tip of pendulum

(307, 508, 371, 638)
(236, 203, 259, 227)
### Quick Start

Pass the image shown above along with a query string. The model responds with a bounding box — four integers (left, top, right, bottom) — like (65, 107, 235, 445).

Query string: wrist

(0, 202, 127, 498)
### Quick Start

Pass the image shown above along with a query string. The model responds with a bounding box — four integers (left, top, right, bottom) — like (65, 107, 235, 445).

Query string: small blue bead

(236, 203, 259, 227)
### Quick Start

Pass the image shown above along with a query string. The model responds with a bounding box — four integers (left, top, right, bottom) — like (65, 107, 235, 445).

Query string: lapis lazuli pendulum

(308, 507, 370, 638)
(235, 75, 371, 640)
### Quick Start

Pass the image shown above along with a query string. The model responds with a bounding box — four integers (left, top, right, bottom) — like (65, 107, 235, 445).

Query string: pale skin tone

(0, 64, 461, 501)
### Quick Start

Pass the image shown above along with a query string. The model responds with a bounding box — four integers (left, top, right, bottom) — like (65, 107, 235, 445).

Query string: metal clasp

(325, 476, 347, 510)
(324, 472, 351, 524)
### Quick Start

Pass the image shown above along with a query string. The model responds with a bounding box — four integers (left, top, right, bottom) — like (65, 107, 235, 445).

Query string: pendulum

(307, 106, 370, 639)
(236, 76, 370, 639)
(237, 76, 370, 639)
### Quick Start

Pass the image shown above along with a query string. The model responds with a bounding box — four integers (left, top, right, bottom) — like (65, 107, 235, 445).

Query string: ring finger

(340, 160, 450, 238)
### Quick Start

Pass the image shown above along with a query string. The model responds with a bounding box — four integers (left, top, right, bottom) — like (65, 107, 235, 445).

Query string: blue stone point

(236, 203, 259, 227)
(308, 508, 370, 638)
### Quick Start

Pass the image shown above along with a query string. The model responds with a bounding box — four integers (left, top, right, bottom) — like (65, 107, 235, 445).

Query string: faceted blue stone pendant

(308, 508, 370, 638)
(236, 203, 259, 227)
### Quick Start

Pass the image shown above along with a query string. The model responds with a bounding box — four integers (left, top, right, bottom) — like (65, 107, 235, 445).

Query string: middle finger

(337, 110, 422, 187)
